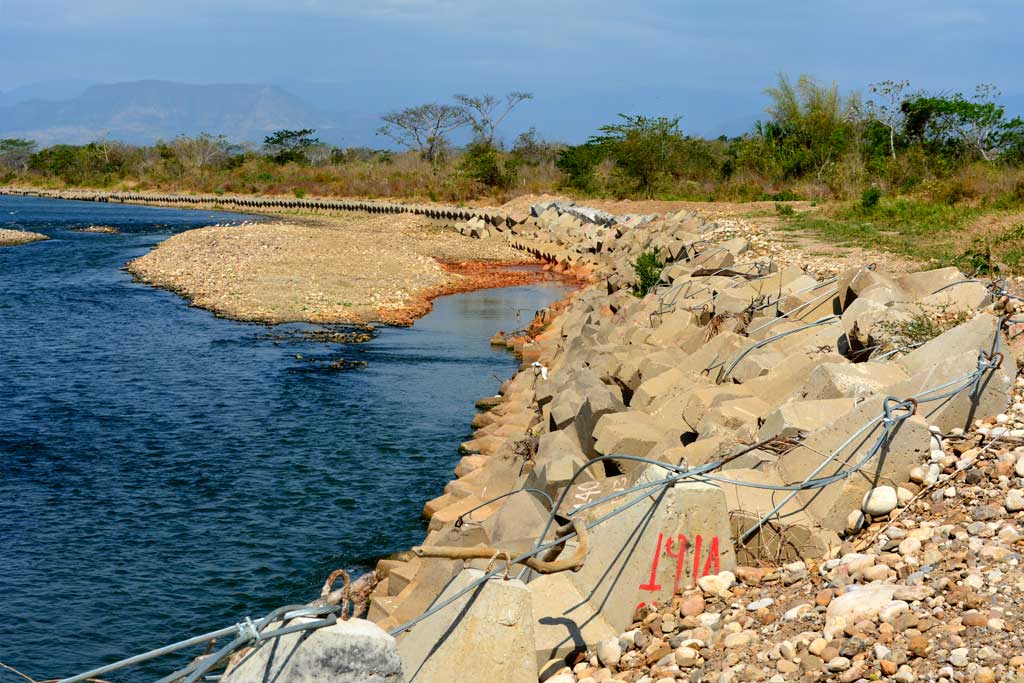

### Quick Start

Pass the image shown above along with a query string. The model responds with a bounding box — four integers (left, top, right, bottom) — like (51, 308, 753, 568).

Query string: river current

(0, 195, 568, 679)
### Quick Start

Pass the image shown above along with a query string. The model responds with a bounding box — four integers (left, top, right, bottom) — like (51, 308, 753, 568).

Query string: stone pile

(356, 203, 1022, 681)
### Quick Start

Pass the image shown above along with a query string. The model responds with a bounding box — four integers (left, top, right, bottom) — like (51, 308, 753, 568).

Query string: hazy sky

(1, 0, 1021, 141)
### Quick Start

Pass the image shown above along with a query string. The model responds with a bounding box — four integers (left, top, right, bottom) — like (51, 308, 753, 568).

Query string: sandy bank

(0, 228, 49, 247)
(125, 211, 555, 325)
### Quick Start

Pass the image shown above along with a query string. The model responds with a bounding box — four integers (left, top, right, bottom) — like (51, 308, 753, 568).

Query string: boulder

(224, 618, 403, 683)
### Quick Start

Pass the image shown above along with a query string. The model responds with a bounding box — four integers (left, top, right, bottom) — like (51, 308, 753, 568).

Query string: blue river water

(0, 195, 568, 680)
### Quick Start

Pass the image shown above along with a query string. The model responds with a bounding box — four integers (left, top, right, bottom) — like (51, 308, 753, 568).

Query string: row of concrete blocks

(0, 187, 511, 226)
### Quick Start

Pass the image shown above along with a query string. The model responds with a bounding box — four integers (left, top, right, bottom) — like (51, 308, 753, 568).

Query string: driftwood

(412, 517, 589, 574)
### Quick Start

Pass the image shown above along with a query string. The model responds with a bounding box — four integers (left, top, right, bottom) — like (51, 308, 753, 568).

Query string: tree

(0, 139, 37, 173)
(263, 128, 320, 164)
(867, 80, 911, 160)
(588, 114, 686, 196)
(763, 73, 858, 180)
(377, 103, 469, 163)
(453, 92, 533, 145)
(171, 133, 230, 172)
(902, 86, 1024, 162)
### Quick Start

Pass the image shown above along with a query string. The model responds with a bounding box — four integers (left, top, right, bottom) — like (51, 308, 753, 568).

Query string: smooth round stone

(862, 486, 898, 516)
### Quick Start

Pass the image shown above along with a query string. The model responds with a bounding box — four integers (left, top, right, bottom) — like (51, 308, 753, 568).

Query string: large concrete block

(529, 573, 618, 667)
(779, 395, 931, 532)
(397, 570, 536, 683)
(897, 267, 967, 300)
(631, 367, 700, 409)
(225, 618, 403, 683)
(798, 361, 908, 401)
(890, 314, 1016, 431)
(758, 398, 857, 440)
(562, 466, 735, 631)
(592, 411, 679, 464)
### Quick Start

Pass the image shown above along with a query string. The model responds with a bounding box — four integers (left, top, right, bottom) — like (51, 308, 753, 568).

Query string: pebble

(826, 656, 851, 672)
(746, 598, 773, 611)
(596, 639, 622, 667)
(862, 485, 898, 516)
(1006, 489, 1024, 512)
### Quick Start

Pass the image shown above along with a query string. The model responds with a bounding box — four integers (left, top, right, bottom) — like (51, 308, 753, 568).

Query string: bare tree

(453, 92, 534, 145)
(172, 133, 230, 172)
(377, 103, 469, 162)
(867, 80, 910, 160)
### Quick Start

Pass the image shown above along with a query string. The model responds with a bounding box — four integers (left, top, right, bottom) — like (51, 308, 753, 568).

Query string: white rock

(997, 414, 1010, 424)
(862, 486, 898, 516)
(949, 647, 969, 667)
(1006, 490, 1024, 512)
(1015, 454, 1024, 478)
(746, 598, 774, 611)
(899, 537, 922, 556)
(897, 487, 915, 505)
(596, 638, 622, 667)
(909, 466, 926, 484)
(697, 571, 735, 595)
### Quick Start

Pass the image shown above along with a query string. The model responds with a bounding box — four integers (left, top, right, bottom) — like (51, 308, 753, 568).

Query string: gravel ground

(126, 212, 538, 325)
(548, 383, 1024, 683)
(0, 228, 48, 246)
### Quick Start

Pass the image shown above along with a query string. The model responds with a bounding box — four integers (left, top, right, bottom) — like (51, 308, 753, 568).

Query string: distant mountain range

(0, 80, 380, 147)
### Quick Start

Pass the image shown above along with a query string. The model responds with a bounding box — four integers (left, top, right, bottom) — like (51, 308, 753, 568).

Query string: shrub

(458, 141, 516, 190)
(293, 188, 306, 198)
(775, 202, 795, 217)
(861, 186, 882, 209)
(631, 249, 663, 297)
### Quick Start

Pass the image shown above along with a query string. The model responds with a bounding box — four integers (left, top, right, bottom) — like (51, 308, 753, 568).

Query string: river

(0, 195, 569, 679)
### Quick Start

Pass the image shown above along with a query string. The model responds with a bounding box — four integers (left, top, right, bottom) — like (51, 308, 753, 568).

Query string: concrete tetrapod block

(592, 411, 680, 467)
(797, 361, 909, 401)
(779, 395, 931, 532)
(889, 314, 1017, 431)
(529, 573, 618, 667)
(896, 267, 967, 300)
(716, 468, 841, 565)
(224, 617, 403, 683)
(397, 569, 536, 683)
(561, 465, 735, 632)
(758, 398, 857, 440)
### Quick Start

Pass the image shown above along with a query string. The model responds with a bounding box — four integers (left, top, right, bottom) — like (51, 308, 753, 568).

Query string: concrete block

(780, 395, 932, 532)
(897, 267, 967, 300)
(562, 466, 734, 631)
(224, 618, 403, 683)
(529, 573, 618, 667)
(758, 398, 857, 440)
(890, 314, 1016, 431)
(918, 281, 992, 313)
(798, 361, 908, 401)
(397, 570, 536, 683)
(592, 411, 679, 465)
(631, 367, 700, 410)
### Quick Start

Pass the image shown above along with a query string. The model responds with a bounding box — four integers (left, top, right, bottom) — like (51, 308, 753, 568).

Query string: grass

(777, 197, 1024, 274)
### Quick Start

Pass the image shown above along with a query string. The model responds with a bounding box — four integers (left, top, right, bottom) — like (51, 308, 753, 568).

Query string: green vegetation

(874, 305, 970, 351)
(631, 249, 664, 297)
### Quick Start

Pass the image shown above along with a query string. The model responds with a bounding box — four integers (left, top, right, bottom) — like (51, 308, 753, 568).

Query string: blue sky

(1, 0, 1021, 141)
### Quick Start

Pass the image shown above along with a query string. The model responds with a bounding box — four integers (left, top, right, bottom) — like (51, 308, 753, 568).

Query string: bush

(861, 186, 882, 209)
(631, 249, 663, 297)
(458, 141, 516, 190)
(293, 188, 306, 198)
(775, 202, 795, 217)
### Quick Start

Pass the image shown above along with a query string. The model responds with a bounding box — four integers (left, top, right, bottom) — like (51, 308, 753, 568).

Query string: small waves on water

(0, 195, 569, 680)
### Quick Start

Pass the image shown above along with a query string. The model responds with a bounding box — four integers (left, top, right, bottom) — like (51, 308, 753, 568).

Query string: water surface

(0, 195, 568, 679)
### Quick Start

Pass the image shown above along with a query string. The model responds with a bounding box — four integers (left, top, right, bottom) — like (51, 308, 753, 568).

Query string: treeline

(1, 74, 1022, 204)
